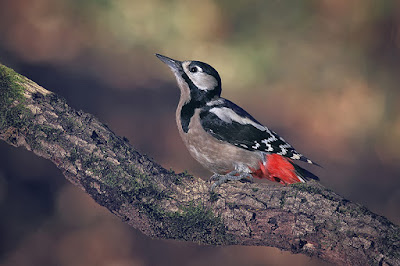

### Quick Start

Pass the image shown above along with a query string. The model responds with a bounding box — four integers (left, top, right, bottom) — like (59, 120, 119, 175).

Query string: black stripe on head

(180, 72, 219, 133)
(179, 60, 222, 133)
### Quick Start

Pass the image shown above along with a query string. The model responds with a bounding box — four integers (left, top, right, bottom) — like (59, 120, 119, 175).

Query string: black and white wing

(200, 99, 317, 165)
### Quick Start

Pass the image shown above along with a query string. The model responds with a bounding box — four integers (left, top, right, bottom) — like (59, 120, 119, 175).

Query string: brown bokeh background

(0, 1, 399, 265)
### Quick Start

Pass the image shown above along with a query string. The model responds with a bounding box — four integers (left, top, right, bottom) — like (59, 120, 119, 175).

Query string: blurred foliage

(0, 0, 399, 265)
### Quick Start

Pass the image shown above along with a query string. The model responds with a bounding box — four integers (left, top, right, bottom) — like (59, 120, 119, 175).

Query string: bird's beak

(155, 54, 183, 73)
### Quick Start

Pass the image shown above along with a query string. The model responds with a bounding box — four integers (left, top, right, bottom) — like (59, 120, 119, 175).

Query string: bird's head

(156, 54, 222, 102)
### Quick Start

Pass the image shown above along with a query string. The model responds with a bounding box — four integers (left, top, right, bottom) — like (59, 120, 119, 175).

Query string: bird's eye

(190, 67, 198, 73)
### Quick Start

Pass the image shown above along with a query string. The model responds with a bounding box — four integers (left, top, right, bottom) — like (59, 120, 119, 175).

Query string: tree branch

(0, 63, 399, 266)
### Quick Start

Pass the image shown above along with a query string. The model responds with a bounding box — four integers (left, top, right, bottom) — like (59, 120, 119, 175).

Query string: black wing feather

(200, 99, 317, 165)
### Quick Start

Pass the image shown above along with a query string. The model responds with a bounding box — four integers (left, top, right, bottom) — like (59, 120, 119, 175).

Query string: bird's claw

(210, 171, 253, 190)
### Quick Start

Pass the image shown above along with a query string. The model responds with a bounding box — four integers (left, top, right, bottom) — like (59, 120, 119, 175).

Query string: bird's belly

(187, 142, 261, 174)
(177, 108, 263, 175)
(184, 127, 262, 175)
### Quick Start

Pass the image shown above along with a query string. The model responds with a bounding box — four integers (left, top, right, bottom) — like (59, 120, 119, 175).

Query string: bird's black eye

(190, 67, 198, 73)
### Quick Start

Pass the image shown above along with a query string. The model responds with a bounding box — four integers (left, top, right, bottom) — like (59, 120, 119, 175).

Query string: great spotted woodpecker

(156, 54, 319, 189)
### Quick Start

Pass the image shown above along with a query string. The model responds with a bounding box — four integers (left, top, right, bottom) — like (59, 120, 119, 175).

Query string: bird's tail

(291, 162, 320, 182)
(251, 154, 319, 184)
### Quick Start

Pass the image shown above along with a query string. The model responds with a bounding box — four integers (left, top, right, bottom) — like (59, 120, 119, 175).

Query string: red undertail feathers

(251, 154, 319, 184)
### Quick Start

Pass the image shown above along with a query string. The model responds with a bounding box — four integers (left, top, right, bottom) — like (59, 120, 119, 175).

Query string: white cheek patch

(210, 107, 267, 131)
(182, 61, 218, 91)
(191, 74, 218, 91)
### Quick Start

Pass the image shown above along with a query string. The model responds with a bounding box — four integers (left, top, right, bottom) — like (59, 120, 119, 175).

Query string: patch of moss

(76, 144, 169, 208)
(167, 169, 194, 185)
(138, 202, 166, 222)
(109, 134, 127, 152)
(0, 64, 32, 130)
(173, 173, 183, 185)
(180, 170, 194, 179)
(94, 161, 168, 204)
(101, 166, 125, 187)
(121, 177, 167, 203)
(81, 153, 102, 169)
(0, 64, 25, 94)
(291, 182, 336, 201)
(209, 191, 219, 202)
(68, 147, 79, 162)
(35, 124, 64, 141)
(383, 227, 400, 259)
(71, 142, 231, 245)
(280, 190, 287, 207)
(226, 202, 239, 209)
(336, 200, 378, 219)
(81, 164, 168, 212)
(133, 200, 236, 245)
(291, 182, 323, 194)
(165, 202, 235, 245)
(64, 116, 80, 132)
(24, 126, 63, 152)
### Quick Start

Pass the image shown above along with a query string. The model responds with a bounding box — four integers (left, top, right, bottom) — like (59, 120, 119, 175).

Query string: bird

(155, 53, 319, 189)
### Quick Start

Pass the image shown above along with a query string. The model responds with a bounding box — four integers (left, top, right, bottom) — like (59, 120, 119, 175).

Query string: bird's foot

(210, 171, 253, 190)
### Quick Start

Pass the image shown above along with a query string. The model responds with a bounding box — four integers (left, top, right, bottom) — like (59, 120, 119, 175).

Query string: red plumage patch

(251, 154, 302, 184)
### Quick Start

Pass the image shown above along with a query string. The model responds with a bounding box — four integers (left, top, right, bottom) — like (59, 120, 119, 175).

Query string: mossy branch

(0, 63, 399, 265)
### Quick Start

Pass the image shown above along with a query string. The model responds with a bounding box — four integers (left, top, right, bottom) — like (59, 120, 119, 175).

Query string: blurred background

(0, 0, 399, 265)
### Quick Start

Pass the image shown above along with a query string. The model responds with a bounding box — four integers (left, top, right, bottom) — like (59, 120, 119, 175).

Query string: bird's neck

(177, 93, 221, 134)
(176, 75, 221, 133)
(178, 98, 203, 133)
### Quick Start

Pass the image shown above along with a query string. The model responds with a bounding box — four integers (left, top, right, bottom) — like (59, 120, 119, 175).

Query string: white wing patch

(210, 107, 267, 131)
(277, 147, 288, 155)
(261, 139, 274, 152)
(278, 143, 292, 154)
(206, 99, 225, 106)
(291, 154, 301, 160)
(262, 134, 277, 143)
(252, 142, 261, 149)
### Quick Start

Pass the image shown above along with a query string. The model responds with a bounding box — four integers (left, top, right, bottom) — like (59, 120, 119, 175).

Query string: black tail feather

(292, 163, 320, 181)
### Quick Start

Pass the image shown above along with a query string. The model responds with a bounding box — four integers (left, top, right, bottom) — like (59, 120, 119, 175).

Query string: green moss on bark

(291, 182, 336, 201)
(165, 202, 236, 245)
(0, 64, 32, 131)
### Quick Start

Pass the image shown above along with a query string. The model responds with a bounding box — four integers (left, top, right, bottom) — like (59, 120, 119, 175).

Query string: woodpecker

(156, 54, 319, 189)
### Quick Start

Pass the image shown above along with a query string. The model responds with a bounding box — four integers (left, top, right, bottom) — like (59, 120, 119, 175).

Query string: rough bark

(0, 63, 399, 266)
